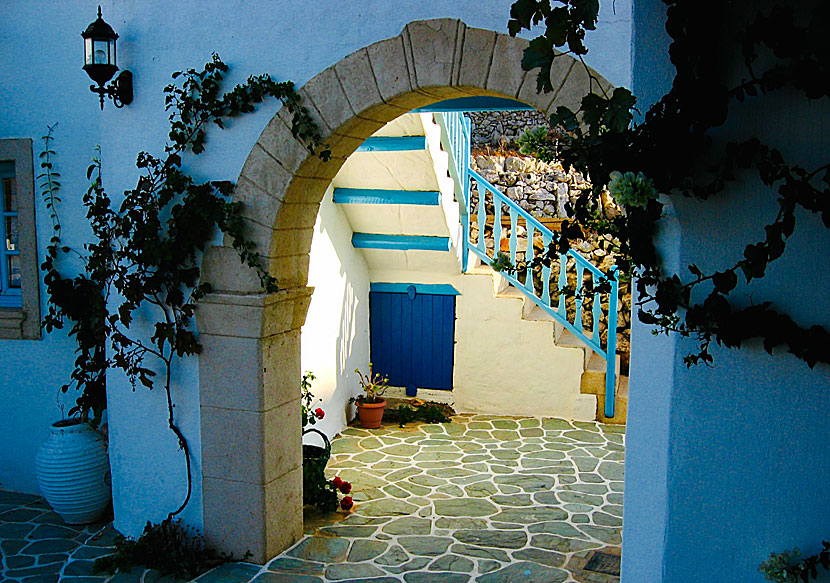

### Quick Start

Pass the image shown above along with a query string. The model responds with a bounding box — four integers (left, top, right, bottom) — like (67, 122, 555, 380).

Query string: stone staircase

(466, 257, 628, 424)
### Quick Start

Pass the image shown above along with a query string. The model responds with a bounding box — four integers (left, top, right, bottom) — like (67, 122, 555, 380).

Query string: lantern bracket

(89, 71, 133, 110)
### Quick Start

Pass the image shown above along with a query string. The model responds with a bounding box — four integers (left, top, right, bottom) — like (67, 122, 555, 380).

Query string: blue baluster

(509, 211, 518, 267)
(525, 225, 535, 293)
(462, 211, 470, 273)
(477, 180, 486, 253)
(493, 197, 502, 263)
(604, 266, 619, 418)
(557, 254, 567, 317)
(541, 232, 552, 306)
(574, 262, 585, 331)
(592, 272, 602, 345)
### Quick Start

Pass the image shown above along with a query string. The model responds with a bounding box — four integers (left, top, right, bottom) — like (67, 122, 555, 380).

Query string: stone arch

(195, 18, 613, 562)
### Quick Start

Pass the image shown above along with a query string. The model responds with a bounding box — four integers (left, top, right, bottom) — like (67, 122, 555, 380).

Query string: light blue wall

(625, 1, 830, 581)
(621, 2, 674, 580)
(0, 0, 632, 538)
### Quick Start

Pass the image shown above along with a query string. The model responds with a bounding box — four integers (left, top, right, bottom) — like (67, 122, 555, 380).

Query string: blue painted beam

(370, 282, 460, 296)
(333, 188, 440, 206)
(352, 233, 451, 252)
(411, 96, 534, 113)
(356, 136, 427, 152)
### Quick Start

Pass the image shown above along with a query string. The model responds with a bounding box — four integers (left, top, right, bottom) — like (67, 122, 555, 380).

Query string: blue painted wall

(622, 2, 675, 580)
(624, 2, 830, 581)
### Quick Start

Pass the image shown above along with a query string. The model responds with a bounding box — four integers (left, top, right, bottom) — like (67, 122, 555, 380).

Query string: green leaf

(570, 0, 600, 30)
(549, 105, 579, 132)
(712, 270, 738, 294)
(606, 87, 637, 132)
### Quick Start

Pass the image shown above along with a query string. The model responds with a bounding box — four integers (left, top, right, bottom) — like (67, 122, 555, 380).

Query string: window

(1, 162, 21, 304)
(0, 139, 40, 340)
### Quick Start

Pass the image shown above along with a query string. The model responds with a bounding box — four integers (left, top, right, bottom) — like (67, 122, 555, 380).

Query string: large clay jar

(35, 419, 111, 524)
(357, 399, 386, 429)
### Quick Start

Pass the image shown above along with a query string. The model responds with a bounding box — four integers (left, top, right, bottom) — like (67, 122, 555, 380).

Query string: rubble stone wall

(467, 110, 549, 147)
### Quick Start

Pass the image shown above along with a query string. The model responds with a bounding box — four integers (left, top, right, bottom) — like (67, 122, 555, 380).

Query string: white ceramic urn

(35, 419, 111, 524)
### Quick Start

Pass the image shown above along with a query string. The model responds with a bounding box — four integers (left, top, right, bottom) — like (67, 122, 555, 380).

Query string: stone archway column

(196, 286, 312, 562)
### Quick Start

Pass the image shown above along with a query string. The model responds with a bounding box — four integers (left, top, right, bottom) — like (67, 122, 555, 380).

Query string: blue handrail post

(435, 112, 472, 272)
(462, 116, 471, 272)
(604, 266, 619, 418)
(462, 212, 470, 273)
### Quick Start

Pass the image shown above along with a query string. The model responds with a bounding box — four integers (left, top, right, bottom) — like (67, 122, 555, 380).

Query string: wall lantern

(82, 6, 133, 109)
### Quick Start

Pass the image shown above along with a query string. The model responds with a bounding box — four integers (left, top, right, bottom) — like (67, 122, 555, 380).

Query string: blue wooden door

(369, 287, 455, 393)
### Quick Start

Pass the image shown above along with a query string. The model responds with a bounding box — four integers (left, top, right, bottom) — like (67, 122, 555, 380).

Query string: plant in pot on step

(34, 124, 111, 526)
(351, 364, 389, 429)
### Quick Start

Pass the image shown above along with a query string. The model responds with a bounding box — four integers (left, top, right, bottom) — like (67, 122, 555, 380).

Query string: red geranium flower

(314, 408, 325, 419)
(332, 476, 343, 488)
(340, 496, 354, 511)
(339, 481, 352, 495)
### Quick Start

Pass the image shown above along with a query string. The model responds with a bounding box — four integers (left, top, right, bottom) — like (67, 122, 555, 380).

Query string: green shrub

(94, 519, 240, 579)
(397, 405, 418, 427)
(395, 403, 452, 427)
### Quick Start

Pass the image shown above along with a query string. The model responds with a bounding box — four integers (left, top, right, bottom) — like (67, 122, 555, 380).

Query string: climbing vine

(40, 54, 328, 518)
(509, 0, 830, 367)
(759, 542, 830, 583)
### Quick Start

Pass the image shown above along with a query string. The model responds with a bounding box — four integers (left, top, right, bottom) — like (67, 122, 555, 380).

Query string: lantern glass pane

(110, 38, 117, 67)
(7, 254, 20, 289)
(85, 37, 93, 66)
(5, 217, 17, 252)
(1, 170, 15, 213)
(93, 39, 109, 65)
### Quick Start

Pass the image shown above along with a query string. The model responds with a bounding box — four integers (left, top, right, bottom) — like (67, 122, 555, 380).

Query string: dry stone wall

(467, 110, 549, 147)
(467, 112, 631, 366)
(470, 154, 592, 218)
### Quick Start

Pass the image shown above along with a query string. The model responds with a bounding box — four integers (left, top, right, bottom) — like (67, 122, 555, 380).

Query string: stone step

(580, 352, 621, 393)
(597, 375, 628, 425)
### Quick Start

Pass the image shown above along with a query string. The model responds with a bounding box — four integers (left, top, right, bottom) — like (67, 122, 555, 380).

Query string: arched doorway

(195, 18, 613, 562)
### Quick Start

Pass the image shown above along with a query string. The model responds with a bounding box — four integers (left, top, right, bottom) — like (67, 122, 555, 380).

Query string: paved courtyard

(0, 415, 624, 582)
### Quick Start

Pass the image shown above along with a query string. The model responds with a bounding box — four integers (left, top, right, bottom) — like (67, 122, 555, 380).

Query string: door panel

(369, 290, 455, 392)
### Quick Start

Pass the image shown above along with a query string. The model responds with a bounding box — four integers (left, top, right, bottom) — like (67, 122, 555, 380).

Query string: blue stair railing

(435, 112, 619, 417)
(433, 112, 472, 272)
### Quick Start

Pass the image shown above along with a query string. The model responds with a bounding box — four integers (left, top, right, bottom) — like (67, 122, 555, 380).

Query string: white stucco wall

(301, 186, 371, 441)
(365, 267, 591, 419)
(0, 0, 631, 539)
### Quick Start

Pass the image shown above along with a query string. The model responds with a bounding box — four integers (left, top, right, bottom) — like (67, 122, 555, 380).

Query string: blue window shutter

(369, 289, 455, 392)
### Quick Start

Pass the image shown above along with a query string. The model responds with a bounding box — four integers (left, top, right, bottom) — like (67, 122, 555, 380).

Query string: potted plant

(299, 372, 355, 512)
(352, 364, 389, 429)
(300, 372, 328, 505)
(35, 415, 111, 524)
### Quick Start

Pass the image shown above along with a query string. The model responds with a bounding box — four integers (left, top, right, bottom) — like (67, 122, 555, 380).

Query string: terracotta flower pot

(357, 399, 386, 429)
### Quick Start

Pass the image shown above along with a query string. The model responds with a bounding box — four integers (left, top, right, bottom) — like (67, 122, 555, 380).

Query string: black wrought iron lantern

(82, 6, 132, 109)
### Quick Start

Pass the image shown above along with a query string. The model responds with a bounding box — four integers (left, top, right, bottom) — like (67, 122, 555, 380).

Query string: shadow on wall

(301, 189, 370, 440)
(336, 281, 362, 427)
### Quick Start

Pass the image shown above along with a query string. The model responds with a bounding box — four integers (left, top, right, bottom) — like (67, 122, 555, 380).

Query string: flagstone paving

(0, 415, 624, 582)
